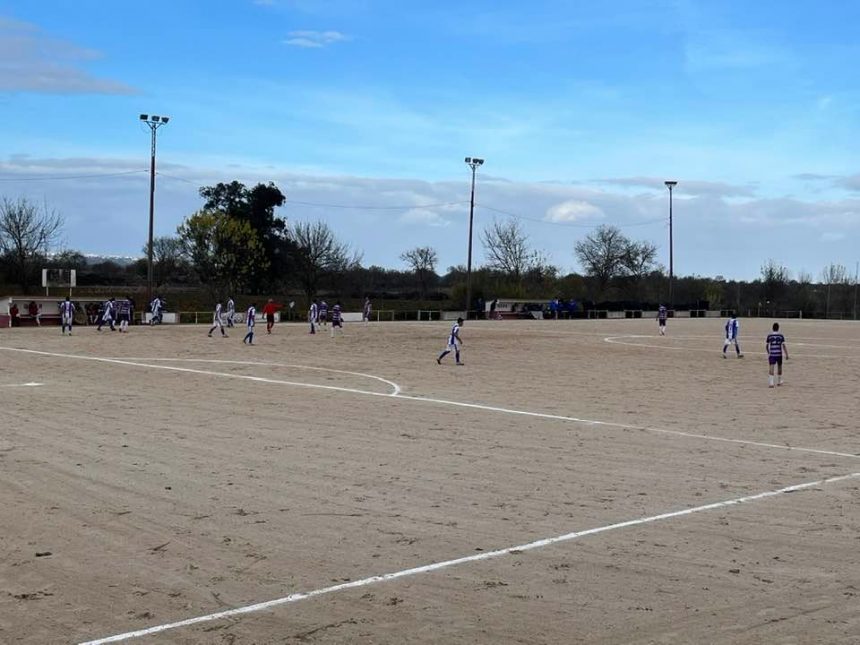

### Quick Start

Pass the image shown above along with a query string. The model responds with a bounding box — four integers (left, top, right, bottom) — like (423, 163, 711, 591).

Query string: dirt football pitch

(1, 317, 858, 644)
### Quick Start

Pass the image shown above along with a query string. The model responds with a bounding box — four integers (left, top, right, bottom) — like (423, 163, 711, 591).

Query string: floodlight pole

(664, 181, 677, 308)
(854, 260, 859, 320)
(464, 156, 484, 319)
(140, 114, 169, 307)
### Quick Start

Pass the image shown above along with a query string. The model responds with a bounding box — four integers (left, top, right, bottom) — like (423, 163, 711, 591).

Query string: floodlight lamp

(152, 115, 161, 122)
(140, 114, 148, 120)
(664, 180, 678, 188)
(475, 158, 484, 165)
(465, 157, 472, 163)
(161, 116, 170, 124)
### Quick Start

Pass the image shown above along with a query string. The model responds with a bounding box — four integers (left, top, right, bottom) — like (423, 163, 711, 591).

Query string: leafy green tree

(199, 181, 294, 290)
(177, 210, 264, 296)
(760, 259, 790, 304)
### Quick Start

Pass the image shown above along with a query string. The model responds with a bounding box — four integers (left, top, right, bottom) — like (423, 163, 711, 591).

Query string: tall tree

(400, 246, 438, 298)
(622, 240, 658, 281)
(142, 236, 187, 286)
(573, 225, 629, 295)
(820, 263, 849, 316)
(177, 210, 264, 296)
(481, 218, 538, 282)
(198, 181, 292, 290)
(291, 221, 357, 300)
(760, 259, 790, 304)
(0, 197, 63, 290)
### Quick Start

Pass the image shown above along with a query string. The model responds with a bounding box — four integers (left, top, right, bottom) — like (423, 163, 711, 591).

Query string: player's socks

(769, 375, 774, 387)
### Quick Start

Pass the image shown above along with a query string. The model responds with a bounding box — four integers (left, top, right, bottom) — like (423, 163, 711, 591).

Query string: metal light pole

(664, 180, 677, 308)
(854, 260, 858, 320)
(464, 156, 484, 319)
(140, 113, 170, 307)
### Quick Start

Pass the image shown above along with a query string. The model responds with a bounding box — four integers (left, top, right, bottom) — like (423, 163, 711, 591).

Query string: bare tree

(0, 197, 63, 290)
(573, 225, 629, 295)
(291, 221, 357, 300)
(143, 236, 187, 286)
(481, 218, 538, 282)
(821, 263, 850, 317)
(622, 240, 658, 281)
(400, 246, 438, 298)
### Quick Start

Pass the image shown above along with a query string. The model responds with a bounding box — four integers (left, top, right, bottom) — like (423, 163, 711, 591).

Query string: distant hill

(82, 254, 140, 267)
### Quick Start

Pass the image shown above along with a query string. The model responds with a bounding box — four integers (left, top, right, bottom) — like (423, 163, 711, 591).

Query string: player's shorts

(62, 314, 73, 326)
(332, 319, 342, 328)
(212, 317, 223, 327)
(117, 314, 129, 323)
(319, 312, 327, 321)
(768, 356, 783, 366)
(446, 341, 460, 351)
(266, 314, 275, 323)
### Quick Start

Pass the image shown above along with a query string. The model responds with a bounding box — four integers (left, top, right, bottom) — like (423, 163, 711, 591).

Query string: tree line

(1, 188, 857, 318)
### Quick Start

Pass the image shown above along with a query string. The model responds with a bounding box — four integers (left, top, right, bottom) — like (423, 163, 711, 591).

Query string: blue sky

(1, 0, 858, 279)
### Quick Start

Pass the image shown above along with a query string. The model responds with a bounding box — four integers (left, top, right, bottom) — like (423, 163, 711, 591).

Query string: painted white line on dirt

(0, 348, 399, 397)
(100, 357, 402, 396)
(391, 392, 860, 460)
(1, 347, 856, 461)
(78, 470, 860, 644)
(603, 335, 851, 359)
(0, 382, 43, 387)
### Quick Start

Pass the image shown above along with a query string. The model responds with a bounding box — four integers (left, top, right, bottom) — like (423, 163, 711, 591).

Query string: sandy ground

(0, 317, 858, 644)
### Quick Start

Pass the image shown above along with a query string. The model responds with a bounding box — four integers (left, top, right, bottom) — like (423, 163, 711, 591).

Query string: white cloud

(2, 155, 858, 280)
(599, 176, 756, 198)
(399, 208, 450, 227)
(0, 17, 135, 94)
(545, 200, 603, 223)
(283, 30, 349, 48)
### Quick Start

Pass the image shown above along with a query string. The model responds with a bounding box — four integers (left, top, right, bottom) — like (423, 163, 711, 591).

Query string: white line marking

(78, 470, 860, 644)
(603, 335, 853, 359)
(100, 357, 402, 396)
(1, 347, 856, 461)
(0, 382, 43, 387)
(391, 392, 860, 460)
(0, 348, 399, 397)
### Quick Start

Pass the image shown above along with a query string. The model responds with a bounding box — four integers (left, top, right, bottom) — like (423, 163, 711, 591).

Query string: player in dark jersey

(765, 322, 789, 387)
(330, 302, 343, 338)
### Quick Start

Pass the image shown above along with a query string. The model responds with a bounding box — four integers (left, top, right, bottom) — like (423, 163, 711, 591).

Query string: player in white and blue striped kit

(243, 304, 256, 345)
(437, 317, 464, 365)
(60, 297, 75, 335)
(722, 312, 743, 358)
(208, 302, 228, 337)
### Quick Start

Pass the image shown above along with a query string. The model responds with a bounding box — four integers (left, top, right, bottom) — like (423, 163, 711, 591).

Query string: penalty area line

(0, 347, 398, 398)
(78, 471, 860, 644)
